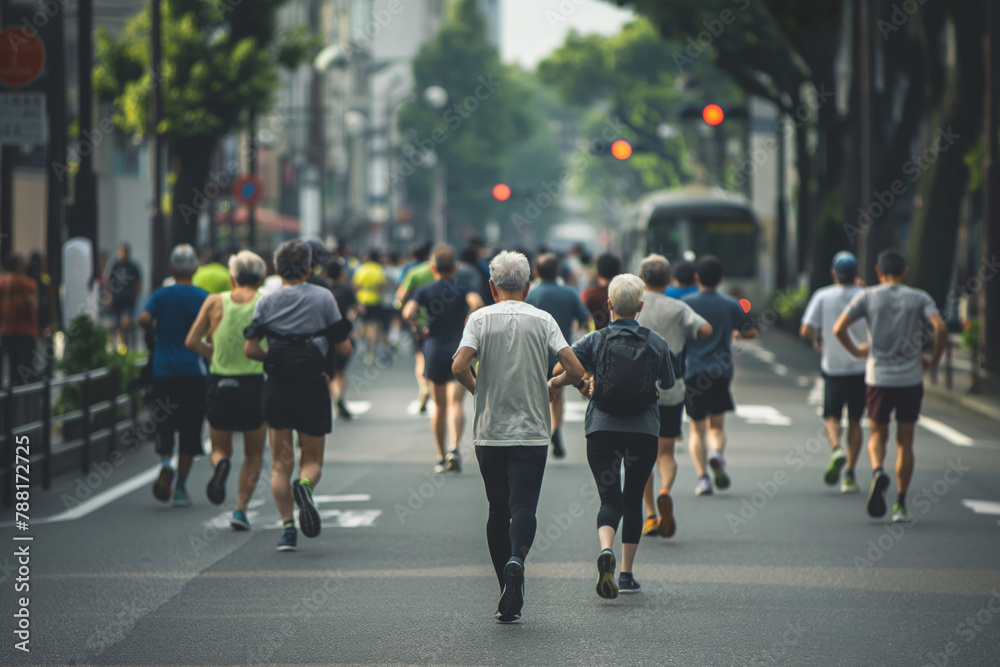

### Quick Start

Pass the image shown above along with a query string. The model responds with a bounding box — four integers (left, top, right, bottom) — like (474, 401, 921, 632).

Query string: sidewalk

(924, 334, 1000, 422)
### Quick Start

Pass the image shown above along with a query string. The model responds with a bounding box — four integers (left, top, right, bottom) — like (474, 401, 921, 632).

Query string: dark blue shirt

(526, 279, 590, 367)
(143, 284, 209, 378)
(665, 284, 698, 299)
(414, 278, 471, 364)
(681, 289, 754, 379)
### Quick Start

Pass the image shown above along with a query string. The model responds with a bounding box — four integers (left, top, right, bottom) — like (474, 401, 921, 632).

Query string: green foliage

(54, 315, 146, 416)
(962, 318, 979, 354)
(770, 283, 810, 323)
(396, 0, 545, 238)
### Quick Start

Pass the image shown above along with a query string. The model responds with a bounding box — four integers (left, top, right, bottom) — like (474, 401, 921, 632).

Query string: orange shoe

(642, 515, 660, 536)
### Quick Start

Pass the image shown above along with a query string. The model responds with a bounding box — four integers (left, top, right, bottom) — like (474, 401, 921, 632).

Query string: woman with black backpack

(551, 274, 675, 598)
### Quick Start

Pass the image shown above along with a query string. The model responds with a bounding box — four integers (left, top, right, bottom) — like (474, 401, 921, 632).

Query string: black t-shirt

(413, 278, 471, 364)
(108, 260, 141, 305)
(331, 283, 358, 319)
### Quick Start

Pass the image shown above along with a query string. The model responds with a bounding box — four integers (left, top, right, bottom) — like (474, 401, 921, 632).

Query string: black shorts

(153, 376, 207, 458)
(111, 300, 135, 320)
(684, 373, 735, 422)
(424, 360, 456, 385)
(262, 377, 332, 436)
(823, 373, 866, 421)
(658, 403, 684, 439)
(206, 374, 265, 431)
(362, 304, 385, 323)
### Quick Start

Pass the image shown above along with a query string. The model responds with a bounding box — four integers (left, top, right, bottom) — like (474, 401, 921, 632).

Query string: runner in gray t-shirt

(452, 251, 584, 624)
(635, 255, 712, 540)
(833, 249, 947, 524)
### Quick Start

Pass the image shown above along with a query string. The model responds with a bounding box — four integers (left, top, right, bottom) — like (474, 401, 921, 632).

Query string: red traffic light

(702, 104, 725, 126)
(611, 139, 633, 160)
(492, 183, 511, 201)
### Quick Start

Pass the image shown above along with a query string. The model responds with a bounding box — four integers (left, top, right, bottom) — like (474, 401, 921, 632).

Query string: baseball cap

(832, 251, 858, 276)
(170, 244, 199, 275)
(303, 238, 333, 268)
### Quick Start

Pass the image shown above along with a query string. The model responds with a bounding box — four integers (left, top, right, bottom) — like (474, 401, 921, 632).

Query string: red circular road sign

(0, 28, 46, 88)
(232, 175, 264, 206)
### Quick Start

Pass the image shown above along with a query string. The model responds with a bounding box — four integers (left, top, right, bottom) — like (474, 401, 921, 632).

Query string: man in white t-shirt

(800, 251, 869, 493)
(834, 249, 947, 523)
(635, 255, 712, 539)
(453, 250, 584, 624)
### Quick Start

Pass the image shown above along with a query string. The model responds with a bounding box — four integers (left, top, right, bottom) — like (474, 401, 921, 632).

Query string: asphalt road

(2, 329, 999, 667)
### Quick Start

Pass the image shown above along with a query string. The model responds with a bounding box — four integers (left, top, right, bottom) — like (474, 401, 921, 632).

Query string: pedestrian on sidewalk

(0, 253, 41, 387)
(635, 255, 712, 539)
(682, 256, 757, 496)
(244, 240, 353, 552)
(452, 250, 584, 623)
(834, 249, 948, 523)
(403, 244, 484, 474)
(185, 250, 268, 530)
(139, 245, 209, 508)
(561, 274, 675, 598)
(801, 251, 869, 493)
(526, 253, 592, 459)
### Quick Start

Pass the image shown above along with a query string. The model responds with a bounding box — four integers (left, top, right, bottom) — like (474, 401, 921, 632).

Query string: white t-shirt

(845, 283, 939, 387)
(456, 300, 569, 447)
(801, 284, 868, 376)
(636, 291, 707, 406)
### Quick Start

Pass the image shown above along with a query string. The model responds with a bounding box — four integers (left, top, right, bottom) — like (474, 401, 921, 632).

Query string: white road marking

(407, 399, 436, 416)
(919, 417, 975, 447)
(564, 402, 587, 423)
(773, 364, 789, 377)
(266, 509, 382, 529)
(0, 463, 166, 527)
(312, 494, 371, 503)
(961, 500, 1000, 516)
(797, 376, 812, 388)
(345, 401, 372, 415)
(735, 405, 793, 426)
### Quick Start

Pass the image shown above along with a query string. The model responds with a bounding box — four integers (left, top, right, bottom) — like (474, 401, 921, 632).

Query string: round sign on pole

(0, 28, 46, 88)
(232, 175, 264, 207)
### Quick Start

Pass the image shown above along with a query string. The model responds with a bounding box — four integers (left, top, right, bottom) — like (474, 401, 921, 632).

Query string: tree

(93, 0, 316, 249)
(395, 0, 540, 243)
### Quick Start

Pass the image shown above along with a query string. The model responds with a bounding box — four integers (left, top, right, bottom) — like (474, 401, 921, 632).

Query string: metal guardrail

(0, 363, 145, 508)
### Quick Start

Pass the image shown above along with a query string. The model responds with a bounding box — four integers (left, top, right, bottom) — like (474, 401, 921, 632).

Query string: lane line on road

(0, 464, 163, 528)
(919, 416, 975, 447)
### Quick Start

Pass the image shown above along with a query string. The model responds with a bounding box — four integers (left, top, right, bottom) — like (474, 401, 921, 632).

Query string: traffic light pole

(981, 0, 1000, 381)
(150, 0, 167, 286)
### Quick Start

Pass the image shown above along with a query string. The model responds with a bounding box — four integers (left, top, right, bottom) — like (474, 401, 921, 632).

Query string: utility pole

(47, 0, 67, 327)
(857, 0, 875, 284)
(72, 0, 97, 272)
(247, 110, 257, 250)
(150, 0, 167, 286)
(981, 0, 1000, 381)
(776, 118, 788, 290)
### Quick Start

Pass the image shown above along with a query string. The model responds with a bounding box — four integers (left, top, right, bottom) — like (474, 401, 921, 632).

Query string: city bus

(619, 187, 763, 311)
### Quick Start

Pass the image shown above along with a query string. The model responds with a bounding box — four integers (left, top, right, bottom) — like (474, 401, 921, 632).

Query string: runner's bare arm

(185, 295, 218, 360)
(833, 313, 865, 358)
(925, 313, 948, 369)
(452, 346, 477, 395)
(244, 337, 267, 362)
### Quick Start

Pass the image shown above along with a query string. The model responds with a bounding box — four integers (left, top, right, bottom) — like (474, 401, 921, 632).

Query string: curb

(924, 381, 1000, 423)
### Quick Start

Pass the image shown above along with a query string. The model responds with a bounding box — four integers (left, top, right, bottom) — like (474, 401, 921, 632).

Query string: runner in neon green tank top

(186, 251, 268, 530)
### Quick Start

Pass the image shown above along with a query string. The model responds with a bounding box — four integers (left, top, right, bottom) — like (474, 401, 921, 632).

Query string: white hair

(638, 254, 672, 288)
(228, 250, 267, 286)
(169, 244, 198, 276)
(608, 274, 645, 317)
(489, 250, 531, 291)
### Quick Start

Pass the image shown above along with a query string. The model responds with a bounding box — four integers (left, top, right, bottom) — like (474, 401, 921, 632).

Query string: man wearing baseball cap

(139, 244, 210, 507)
(800, 251, 869, 493)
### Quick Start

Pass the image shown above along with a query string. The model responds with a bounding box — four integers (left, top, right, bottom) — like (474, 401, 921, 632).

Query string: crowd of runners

(137, 236, 946, 623)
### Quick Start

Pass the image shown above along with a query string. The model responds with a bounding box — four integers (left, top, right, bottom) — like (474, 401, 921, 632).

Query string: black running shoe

(293, 480, 322, 538)
(596, 549, 619, 599)
(551, 428, 565, 459)
(418, 390, 430, 414)
(496, 558, 525, 623)
(336, 399, 353, 421)
(446, 449, 462, 473)
(206, 458, 231, 505)
(618, 573, 641, 594)
(153, 466, 174, 502)
(709, 453, 731, 490)
(276, 528, 298, 552)
(867, 470, 891, 518)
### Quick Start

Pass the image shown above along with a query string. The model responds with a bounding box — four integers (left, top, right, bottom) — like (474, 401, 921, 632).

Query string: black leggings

(586, 431, 658, 544)
(475, 445, 547, 589)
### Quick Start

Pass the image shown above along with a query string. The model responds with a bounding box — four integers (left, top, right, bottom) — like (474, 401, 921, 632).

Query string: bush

(961, 318, 979, 354)
(769, 283, 811, 323)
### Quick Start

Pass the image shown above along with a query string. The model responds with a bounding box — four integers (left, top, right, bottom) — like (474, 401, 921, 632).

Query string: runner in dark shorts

(139, 244, 208, 508)
(834, 249, 947, 523)
(684, 372, 735, 422)
(245, 240, 353, 552)
(403, 245, 484, 474)
(185, 250, 268, 529)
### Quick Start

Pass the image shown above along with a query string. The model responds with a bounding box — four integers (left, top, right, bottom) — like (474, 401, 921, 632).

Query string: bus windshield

(646, 214, 757, 278)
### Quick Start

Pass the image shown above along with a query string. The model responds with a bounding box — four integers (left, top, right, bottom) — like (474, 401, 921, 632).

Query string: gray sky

(500, 0, 634, 69)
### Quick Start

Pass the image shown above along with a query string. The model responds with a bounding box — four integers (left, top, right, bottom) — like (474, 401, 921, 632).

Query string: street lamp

(421, 85, 449, 244)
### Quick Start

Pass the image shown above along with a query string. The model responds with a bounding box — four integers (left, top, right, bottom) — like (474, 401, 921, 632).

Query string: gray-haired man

(453, 250, 585, 624)
(636, 255, 712, 538)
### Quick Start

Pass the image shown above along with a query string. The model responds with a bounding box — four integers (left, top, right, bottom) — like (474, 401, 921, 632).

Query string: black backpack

(591, 326, 661, 417)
